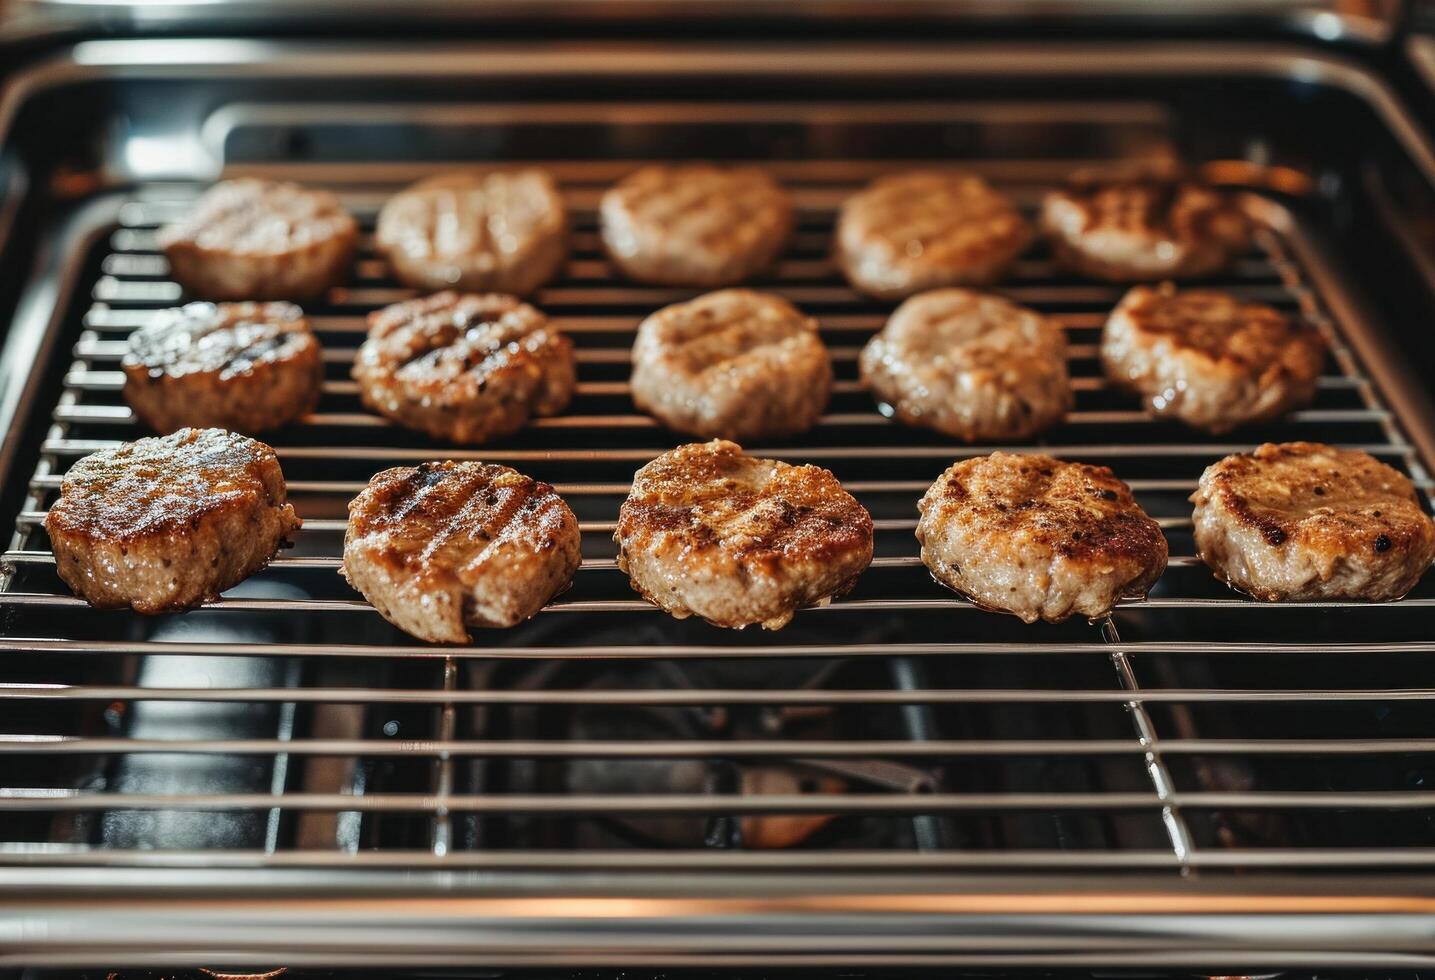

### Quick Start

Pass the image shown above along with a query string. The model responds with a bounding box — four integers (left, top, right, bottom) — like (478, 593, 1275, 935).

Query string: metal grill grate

(1, 157, 1434, 875)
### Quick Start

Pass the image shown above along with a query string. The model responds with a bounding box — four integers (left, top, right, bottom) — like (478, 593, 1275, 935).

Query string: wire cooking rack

(1, 162, 1434, 874)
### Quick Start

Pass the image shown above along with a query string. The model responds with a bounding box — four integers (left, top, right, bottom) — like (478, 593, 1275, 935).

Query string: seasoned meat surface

(376, 169, 568, 296)
(1102, 284, 1324, 433)
(616, 440, 874, 629)
(121, 301, 323, 435)
(1041, 178, 1250, 281)
(600, 165, 793, 287)
(353, 291, 575, 444)
(158, 179, 357, 300)
(1191, 442, 1435, 602)
(916, 452, 1168, 623)
(43, 428, 300, 612)
(630, 289, 831, 441)
(343, 461, 582, 643)
(837, 171, 1031, 299)
(859, 288, 1070, 441)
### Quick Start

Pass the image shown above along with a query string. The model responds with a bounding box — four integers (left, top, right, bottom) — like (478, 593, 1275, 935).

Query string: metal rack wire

(0, 158, 1433, 879)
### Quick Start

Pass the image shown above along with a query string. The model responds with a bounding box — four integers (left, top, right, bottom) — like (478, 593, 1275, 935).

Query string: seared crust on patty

(342, 461, 582, 643)
(1102, 284, 1325, 433)
(916, 453, 1168, 623)
(630, 289, 832, 441)
(43, 428, 300, 613)
(600, 165, 793, 287)
(353, 291, 575, 444)
(1191, 442, 1435, 602)
(1041, 178, 1250, 281)
(376, 169, 568, 296)
(860, 288, 1070, 441)
(837, 171, 1031, 299)
(122, 301, 323, 435)
(158, 179, 357, 301)
(615, 440, 874, 630)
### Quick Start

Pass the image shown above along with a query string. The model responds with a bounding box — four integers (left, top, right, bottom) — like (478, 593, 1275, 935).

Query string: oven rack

(0, 160, 1429, 888)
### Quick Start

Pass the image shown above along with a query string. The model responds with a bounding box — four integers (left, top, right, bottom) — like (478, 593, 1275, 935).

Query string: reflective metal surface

(1, 39, 1435, 970)
(0, 0, 1407, 49)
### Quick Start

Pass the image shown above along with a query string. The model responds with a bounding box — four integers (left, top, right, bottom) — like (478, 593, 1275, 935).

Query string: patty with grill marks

(836, 172, 1031, 300)
(158, 179, 358, 301)
(44, 428, 301, 613)
(600, 165, 793, 287)
(376, 169, 568, 296)
(1191, 442, 1435, 603)
(859, 288, 1071, 442)
(1102, 284, 1325, 433)
(1040, 177, 1250, 281)
(121, 301, 323, 435)
(342, 461, 582, 643)
(353, 291, 575, 444)
(616, 440, 874, 630)
(630, 289, 831, 441)
(916, 453, 1168, 623)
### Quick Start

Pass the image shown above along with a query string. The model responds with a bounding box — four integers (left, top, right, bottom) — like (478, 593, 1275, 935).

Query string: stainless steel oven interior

(2, 39, 1435, 971)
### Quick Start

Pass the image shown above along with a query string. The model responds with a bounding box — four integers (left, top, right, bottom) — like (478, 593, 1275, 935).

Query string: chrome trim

(4, 870, 1435, 969)
(0, 40, 1432, 181)
(1, 0, 1403, 46)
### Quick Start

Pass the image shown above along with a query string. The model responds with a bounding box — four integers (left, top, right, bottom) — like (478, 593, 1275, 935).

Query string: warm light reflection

(73, 39, 275, 66)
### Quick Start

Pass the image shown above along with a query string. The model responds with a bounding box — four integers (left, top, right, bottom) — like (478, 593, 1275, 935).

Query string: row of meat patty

(44, 431, 1435, 642)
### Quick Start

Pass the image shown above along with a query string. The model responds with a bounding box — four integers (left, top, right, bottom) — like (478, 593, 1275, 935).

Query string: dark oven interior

(1, 37, 1435, 970)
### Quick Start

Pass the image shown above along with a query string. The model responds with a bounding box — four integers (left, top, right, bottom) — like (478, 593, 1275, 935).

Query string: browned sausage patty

(600, 165, 793, 287)
(376, 169, 568, 296)
(1191, 442, 1435, 602)
(121, 301, 323, 435)
(1102, 284, 1325, 433)
(630, 289, 832, 441)
(837, 172, 1031, 299)
(353, 291, 576, 444)
(43, 428, 301, 613)
(342, 461, 582, 643)
(916, 453, 1168, 623)
(859, 288, 1070, 442)
(616, 440, 874, 630)
(1041, 178, 1250, 281)
(158, 179, 357, 301)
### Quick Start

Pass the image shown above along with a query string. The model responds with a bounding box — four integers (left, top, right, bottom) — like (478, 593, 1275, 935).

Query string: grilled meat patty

(353, 291, 575, 444)
(43, 428, 300, 613)
(630, 289, 832, 441)
(1041, 177, 1250, 281)
(1102, 284, 1325, 433)
(916, 452, 1168, 623)
(121, 301, 323, 435)
(1191, 442, 1435, 602)
(376, 169, 568, 296)
(342, 461, 582, 643)
(600, 165, 793, 287)
(860, 288, 1071, 441)
(158, 179, 357, 301)
(616, 440, 874, 630)
(836, 171, 1031, 299)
